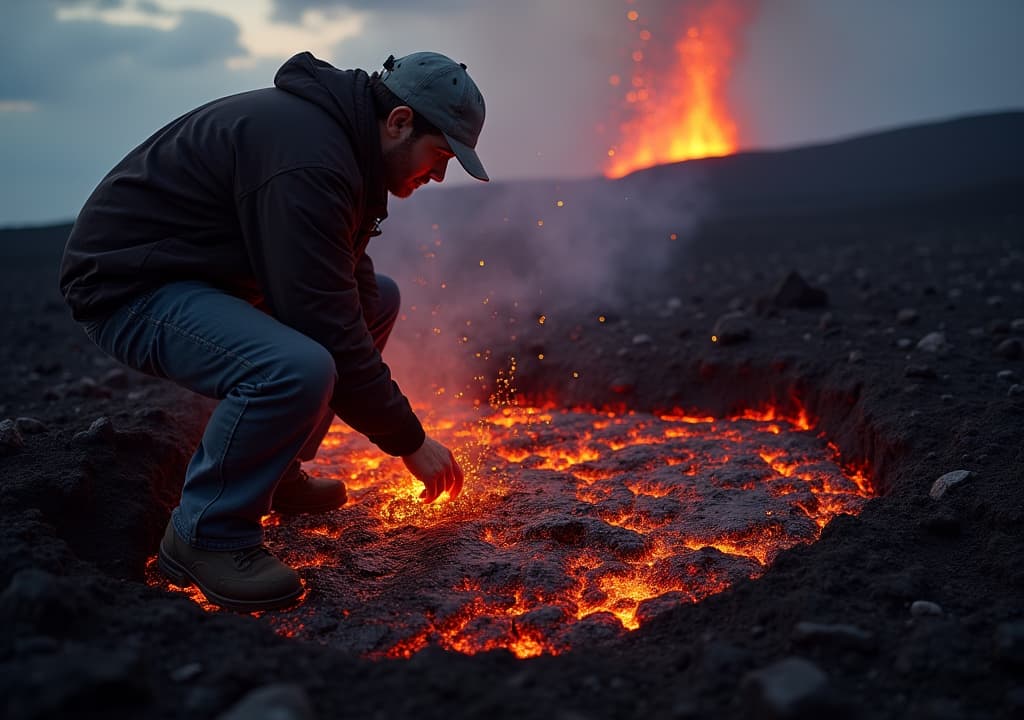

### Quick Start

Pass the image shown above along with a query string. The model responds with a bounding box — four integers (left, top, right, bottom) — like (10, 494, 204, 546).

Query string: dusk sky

(1, 0, 1022, 226)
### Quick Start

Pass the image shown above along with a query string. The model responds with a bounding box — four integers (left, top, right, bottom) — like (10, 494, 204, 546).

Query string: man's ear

(385, 106, 415, 140)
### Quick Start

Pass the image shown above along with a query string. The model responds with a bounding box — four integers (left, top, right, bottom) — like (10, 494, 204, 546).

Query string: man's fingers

(412, 445, 464, 504)
(423, 472, 444, 504)
(450, 454, 464, 499)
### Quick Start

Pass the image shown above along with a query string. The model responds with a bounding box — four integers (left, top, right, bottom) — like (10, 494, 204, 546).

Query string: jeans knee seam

(128, 308, 274, 386)
(192, 387, 255, 538)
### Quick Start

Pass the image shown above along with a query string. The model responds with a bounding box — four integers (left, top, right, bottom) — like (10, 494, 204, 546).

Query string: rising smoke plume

(371, 170, 710, 404)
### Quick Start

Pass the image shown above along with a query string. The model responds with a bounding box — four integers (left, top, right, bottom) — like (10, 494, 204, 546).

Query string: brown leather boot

(271, 462, 347, 514)
(158, 520, 301, 612)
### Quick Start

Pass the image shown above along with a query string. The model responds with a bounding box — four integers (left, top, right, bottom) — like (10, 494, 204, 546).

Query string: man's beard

(383, 136, 418, 198)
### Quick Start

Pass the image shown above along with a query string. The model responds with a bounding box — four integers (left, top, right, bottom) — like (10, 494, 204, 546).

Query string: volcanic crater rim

(128, 360, 894, 659)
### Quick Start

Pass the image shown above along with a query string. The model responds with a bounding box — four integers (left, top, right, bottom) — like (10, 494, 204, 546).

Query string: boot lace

(233, 545, 272, 570)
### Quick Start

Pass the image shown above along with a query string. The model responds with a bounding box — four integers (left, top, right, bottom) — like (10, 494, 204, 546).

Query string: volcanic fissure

(141, 362, 883, 660)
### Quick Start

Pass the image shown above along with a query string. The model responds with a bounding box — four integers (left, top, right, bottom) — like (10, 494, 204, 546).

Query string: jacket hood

(274, 52, 388, 221)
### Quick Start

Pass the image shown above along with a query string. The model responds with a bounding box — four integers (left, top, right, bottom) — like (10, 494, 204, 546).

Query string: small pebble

(917, 332, 947, 353)
(997, 369, 1018, 383)
(930, 469, 972, 500)
(897, 308, 919, 325)
(0, 419, 26, 455)
(1009, 384, 1023, 398)
(793, 621, 875, 651)
(14, 417, 47, 434)
(632, 334, 652, 346)
(896, 338, 913, 350)
(995, 338, 1023, 360)
(848, 350, 864, 364)
(72, 416, 117, 445)
(910, 600, 943, 617)
(171, 662, 203, 683)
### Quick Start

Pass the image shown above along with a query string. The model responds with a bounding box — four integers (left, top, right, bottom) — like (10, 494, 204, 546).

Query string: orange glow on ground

(146, 397, 872, 660)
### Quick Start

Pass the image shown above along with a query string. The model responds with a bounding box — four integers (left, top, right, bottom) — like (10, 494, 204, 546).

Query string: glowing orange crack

(145, 398, 872, 660)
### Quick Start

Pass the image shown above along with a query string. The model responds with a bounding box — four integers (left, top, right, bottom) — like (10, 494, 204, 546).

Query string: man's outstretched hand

(402, 435, 464, 503)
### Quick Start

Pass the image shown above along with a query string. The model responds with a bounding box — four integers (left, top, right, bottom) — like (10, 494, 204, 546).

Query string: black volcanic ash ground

(1, 165, 1023, 717)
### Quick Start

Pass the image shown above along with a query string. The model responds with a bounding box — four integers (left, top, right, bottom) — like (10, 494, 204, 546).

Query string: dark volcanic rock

(929, 470, 972, 500)
(0, 418, 25, 455)
(14, 416, 47, 434)
(910, 600, 943, 617)
(916, 331, 948, 353)
(770, 272, 829, 309)
(792, 621, 876, 652)
(994, 337, 1023, 359)
(71, 416, 116, 445)
(897, 308, 920, 325)
(522, 516, 647, 558)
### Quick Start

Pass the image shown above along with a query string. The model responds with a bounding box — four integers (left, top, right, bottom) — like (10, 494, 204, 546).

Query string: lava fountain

(604, 0, 752, 178)
(147, 393, 872, 659)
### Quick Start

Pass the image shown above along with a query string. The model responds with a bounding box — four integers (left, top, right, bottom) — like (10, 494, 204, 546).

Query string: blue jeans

(82, 277, 400, 550)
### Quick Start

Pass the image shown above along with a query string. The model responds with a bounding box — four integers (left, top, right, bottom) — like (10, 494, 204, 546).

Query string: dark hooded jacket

(58, 52, 425, 457)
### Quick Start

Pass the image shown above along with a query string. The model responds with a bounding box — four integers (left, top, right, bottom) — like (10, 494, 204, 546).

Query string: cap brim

(445, 133, 489, 182)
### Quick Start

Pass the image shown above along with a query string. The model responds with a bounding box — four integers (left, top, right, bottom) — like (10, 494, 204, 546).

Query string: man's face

(383, 132, 455, 199)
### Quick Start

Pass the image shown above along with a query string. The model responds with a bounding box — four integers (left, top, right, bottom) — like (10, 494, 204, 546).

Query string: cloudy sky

(1, 0, 1021, 226)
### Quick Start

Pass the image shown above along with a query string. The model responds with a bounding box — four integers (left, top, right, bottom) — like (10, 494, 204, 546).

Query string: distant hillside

(623, 110, 1024, 216)
(0, 223, 73, 267)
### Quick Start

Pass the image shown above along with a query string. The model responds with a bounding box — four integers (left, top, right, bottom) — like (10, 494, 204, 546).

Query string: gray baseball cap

(381, 52, 488, 182)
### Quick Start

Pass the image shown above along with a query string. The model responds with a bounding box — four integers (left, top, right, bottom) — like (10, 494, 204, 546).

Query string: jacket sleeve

(236, 166, 425, 456)
(354, 251, 380, 312)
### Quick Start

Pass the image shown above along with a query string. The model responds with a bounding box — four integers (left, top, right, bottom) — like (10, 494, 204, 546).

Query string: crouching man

(59, 51, 488, 611)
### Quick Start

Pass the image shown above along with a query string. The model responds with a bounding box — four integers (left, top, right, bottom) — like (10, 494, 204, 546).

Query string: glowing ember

(147, 399, 871, 659)
(604, 0, 749, 178)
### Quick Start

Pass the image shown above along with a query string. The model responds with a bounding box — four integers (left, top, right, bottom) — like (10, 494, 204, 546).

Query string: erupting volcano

(604, 0, 749, 178)
(147, 390, 872, 659)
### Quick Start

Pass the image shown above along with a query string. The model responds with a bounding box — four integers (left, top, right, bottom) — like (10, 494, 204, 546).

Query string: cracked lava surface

(146, 399, 872, 659)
